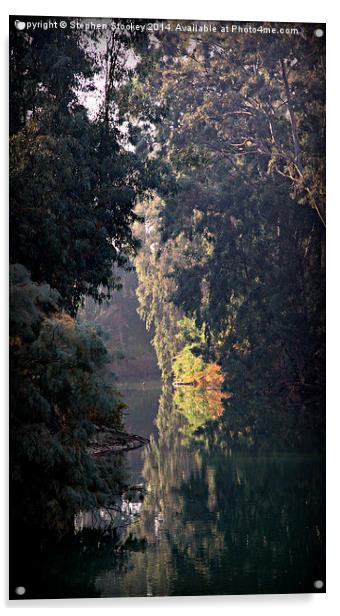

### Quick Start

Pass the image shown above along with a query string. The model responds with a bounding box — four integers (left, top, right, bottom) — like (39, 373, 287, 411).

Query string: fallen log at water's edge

(88, 426, 149, 458)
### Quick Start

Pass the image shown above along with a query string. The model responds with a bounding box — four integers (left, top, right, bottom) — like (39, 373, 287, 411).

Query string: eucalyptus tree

(135, 23, 325, 432)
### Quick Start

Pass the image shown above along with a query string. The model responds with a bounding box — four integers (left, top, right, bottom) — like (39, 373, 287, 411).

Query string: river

(13, 374, 325, 599)
(95, 380, 325, 597)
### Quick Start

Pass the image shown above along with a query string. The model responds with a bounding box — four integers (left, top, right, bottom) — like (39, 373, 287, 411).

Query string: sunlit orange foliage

(174, 362, 233, 423)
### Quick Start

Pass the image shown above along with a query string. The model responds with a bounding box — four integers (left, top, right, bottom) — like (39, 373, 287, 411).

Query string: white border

(2, 1, 329, 22)
(1, 1, 338, 614)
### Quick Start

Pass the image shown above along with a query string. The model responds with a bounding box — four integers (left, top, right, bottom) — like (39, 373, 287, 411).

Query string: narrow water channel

(90, 379, 325, 597)
(11, 270, 325, 599)
(12, 374, 325, 598)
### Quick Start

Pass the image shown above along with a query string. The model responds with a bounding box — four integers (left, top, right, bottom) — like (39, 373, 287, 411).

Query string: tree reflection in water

(12, 383, 324, 598)
(95, 384, 325, 597)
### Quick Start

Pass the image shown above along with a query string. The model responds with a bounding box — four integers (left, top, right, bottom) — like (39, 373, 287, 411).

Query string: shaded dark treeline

(9, 21, 162, 538)
(135, 23, 325, 448)
(9, 22, 162, 313)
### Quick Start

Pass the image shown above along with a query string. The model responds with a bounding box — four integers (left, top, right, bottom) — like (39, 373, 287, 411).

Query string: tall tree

(9, 23, 160, 313)
(134, 23, 325, 437)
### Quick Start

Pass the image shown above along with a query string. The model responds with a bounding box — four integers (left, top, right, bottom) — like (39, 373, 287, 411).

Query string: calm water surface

(96, 381, 325, 597)
(12, 379, 325, 598)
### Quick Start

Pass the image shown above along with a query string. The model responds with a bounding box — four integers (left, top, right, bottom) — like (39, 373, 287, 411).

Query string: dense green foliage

(10, 265, 126, 536)
(10, 24, 160, 313)
(9, 23, 160, 537)
(135, 24, 325, 447)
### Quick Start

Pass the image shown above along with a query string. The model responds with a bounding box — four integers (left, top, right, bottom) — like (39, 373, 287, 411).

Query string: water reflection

(12, 382, 324, 598)
(95, 384, 325, 597)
